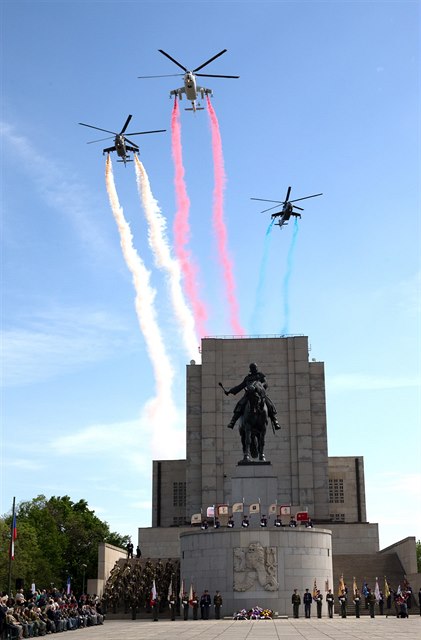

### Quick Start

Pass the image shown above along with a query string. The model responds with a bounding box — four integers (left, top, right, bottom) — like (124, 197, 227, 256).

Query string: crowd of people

(0, 589, 104, 639)
(291, 581, 421, 619)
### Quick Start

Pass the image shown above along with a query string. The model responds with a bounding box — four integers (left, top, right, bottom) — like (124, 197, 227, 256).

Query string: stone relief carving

(233, 542, 278, 592)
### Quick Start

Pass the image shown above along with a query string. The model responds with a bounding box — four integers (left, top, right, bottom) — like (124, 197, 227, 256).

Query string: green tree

(1, 495, 129, 595)
(416, 539, 421, 573)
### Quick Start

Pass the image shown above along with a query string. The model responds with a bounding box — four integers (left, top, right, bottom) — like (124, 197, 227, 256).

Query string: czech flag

(10, 512, 17, 560)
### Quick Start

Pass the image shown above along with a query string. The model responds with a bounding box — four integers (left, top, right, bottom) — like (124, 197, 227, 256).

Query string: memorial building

(129, 336, 417, 616)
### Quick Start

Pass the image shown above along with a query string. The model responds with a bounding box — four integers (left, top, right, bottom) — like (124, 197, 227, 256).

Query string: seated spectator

(5, 608, 24, 640)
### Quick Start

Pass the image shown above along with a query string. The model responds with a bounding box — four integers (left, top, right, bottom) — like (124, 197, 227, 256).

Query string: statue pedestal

(231, 463, 278, 516)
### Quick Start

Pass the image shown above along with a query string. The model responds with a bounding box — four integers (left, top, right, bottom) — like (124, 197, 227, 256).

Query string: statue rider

(224, 363, 280, 431)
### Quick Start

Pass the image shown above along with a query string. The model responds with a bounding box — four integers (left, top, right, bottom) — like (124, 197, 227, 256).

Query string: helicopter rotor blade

(261, 204, 287, 214)
(125, 130, 166, 136)
(195, 73, 240, 78)
(193, 49, 227, 72)
(124, 138, 140, 148)
(289, 193, 323, 203)
(86, 136, 115, 144)
(250, 197, 284, 204)
(285, 186, 292, 201)
(138, 73, 184, 79)
(79, 123, 117, 135)
(158, 50, 188, 72)
(120, 115, 132, 135)
(293, 205, 304, 211)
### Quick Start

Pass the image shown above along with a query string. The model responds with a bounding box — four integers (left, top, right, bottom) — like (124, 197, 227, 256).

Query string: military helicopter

(251, 186, 323, 229)
(78, 115, 166, 165)
(138, 49, 239, 112)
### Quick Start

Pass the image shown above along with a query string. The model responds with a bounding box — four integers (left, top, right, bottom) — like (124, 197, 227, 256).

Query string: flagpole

(8, 496, 16, 597)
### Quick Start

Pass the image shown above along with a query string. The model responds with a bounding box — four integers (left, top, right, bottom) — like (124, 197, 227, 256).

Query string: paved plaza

(68, 617, 421, 639)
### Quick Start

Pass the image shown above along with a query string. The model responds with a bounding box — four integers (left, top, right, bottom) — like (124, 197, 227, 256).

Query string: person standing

(367, 588, 376, 618)
(326, 589, 334, 618)
(353, 589, 361, 618)
(168, 593, 176, 621)
(378, 590, 384, 615)
(213, 591, 223, 620)
(136, 545, 141, 559)
(151, 595, 158, 622)
(418, 587, 421, 616)
(314, 590, 323, 618)
(190, 592, 198, 620)
(182, 593, 189, 620)
(303, 588, 312, 618)
(338, 590, 347, 618)
(291, 589, 301, 618)
(200, 590, 211, 620)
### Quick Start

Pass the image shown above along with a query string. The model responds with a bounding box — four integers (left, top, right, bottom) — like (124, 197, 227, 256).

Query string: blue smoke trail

(281, 217, 300, 334)
(250, 218, 276, 333)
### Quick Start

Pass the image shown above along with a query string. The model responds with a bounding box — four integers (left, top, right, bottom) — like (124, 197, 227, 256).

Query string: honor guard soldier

(190, 592, 198, 620)
(338, 590, 347, 618)
(213, 591, 223, 619)
(326, 589, 334, 618)
(227, 516, 234, 528)
(241, 516, 249, 528)
(291, 589, 301, 618)
(304, 588, 312, 618)
(181, 593, 189, 620)
(314, 590, 323, 618)
(274, 517, 282, 527)
(260, 515, 268, 527)
(353, 589, 361, 618)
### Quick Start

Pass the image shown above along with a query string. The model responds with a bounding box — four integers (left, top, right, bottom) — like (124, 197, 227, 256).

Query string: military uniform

(291, 590, 301, 618)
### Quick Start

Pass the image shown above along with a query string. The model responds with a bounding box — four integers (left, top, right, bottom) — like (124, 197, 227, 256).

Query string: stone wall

(180, 526, 333, 617)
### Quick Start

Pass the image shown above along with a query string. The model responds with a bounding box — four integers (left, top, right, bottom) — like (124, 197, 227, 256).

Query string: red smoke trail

(171, 99, 208, 339)
(206, 96, 244, 335)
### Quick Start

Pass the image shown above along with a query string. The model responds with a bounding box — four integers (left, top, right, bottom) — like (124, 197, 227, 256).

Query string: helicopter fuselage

(170, 72, 212, 111)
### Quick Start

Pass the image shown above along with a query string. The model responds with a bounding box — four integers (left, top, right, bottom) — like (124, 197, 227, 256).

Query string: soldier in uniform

(181, 593, 189, 620)
(224, 363, 280, 431)
(190, 592, 199, 620)
(291, 589, 301, 618)
(338, 589, 347, 618)
(326, 589, 334, 618)
(303, 588, 312, 618)
(314, 590, 323, 618)
(367, 588, 376, 618)
(354, 588, 361, 618)
(213, 591, 223, 620)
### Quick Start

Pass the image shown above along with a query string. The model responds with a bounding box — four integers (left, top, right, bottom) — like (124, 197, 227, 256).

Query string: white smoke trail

(104, 155, 177, 455)
(134, 156, 199, 361)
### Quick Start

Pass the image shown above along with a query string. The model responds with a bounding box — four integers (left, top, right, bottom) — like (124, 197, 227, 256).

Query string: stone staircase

(332, 552, 405, 616)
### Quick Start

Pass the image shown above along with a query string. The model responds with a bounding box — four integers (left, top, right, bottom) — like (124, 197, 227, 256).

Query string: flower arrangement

(233, 606, 273, 620)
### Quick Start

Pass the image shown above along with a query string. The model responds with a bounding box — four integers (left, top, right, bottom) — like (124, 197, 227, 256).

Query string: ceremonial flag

(296, 511, 309, 522)
(167, 578, 172, 599)
(217, 505, 229, 516)
(188, 583, 193, 604)
(10, 511, 17, 560)
(362, 579, 368, 597)
(179, 578, 185, 600)
(268, 504, 277, 515)
(312, 578, 318, 598)
(338, 574, 345, 596)
(352, 576, 358, 596)
(191, 513, 202, 524)
(206, 506, 215, 518)
(280, 505, 291, 515)
(396, 584, 401, 596)
(249, 503, 260, 514)
(325, 579, 330, 592)
(374, 577, 380, 602)
(152, 579, 157, 601)
(384, 577, 390, 599)
(232, 502, 243, 513)
(66, 576, 71, 595)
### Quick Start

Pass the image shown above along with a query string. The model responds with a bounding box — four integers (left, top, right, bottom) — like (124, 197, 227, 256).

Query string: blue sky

(1, 0, 419, 553)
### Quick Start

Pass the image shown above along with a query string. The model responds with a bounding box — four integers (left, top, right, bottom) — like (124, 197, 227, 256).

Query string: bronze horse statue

(239, 380, 268, 462)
